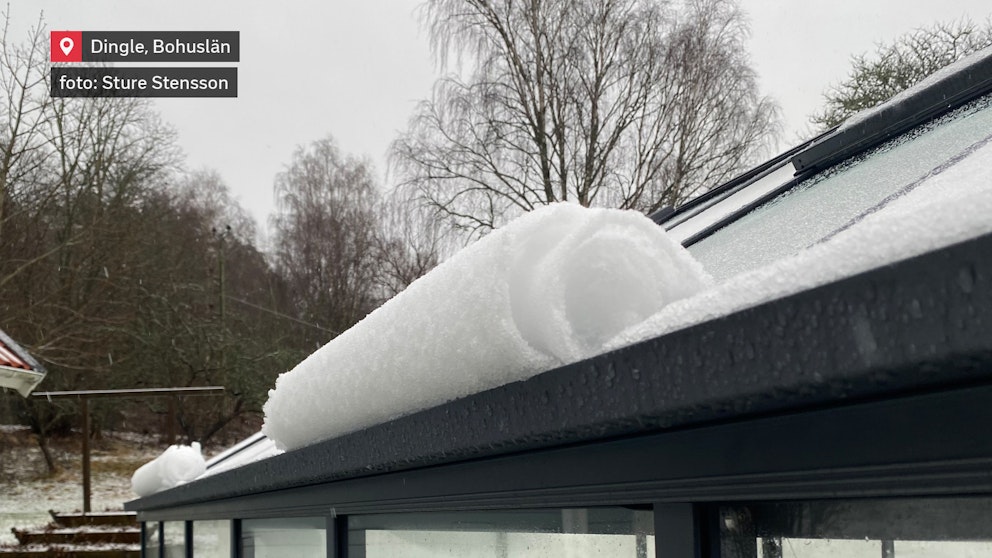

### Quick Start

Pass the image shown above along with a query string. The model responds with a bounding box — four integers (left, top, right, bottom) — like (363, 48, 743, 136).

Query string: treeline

(0, 19, 439, 461)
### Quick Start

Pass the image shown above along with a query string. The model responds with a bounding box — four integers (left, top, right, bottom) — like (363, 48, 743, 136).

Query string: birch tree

(270, 136, 382, 342)
(392, 0, 777, 237)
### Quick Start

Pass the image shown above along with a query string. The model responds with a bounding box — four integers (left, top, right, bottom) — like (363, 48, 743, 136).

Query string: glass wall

(193, 519, 232, 558)
(752, 537, 992, 557)
(144, 521, 161, 557)
(241, 517, 326, 558)
(349, 507, 654, 558)
(141, 497, 992, 556)
(163, 521, 186, 558)
(720, 498, 992, 558)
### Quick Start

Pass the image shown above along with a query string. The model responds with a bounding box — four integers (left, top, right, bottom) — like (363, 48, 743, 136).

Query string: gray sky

(14, 0, 992, 235)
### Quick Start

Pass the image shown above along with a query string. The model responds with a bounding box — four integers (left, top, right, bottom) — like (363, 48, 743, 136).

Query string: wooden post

(81, 395, 91, 513)
(32, 387, 224, 514)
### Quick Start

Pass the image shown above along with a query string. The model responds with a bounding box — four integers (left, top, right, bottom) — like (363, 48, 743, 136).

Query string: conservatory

(127, 48, 992, 558)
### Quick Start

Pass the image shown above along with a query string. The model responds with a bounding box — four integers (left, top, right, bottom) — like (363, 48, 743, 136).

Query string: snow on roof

(838, 45, 992, 133)
(205, 55, 992, 471)
(610, 136, 992, 352)
(131, 442, 206, 497)
(256, 129, 991, 455)
(197, 431, 281, 479)
(263, 203, 712, 451)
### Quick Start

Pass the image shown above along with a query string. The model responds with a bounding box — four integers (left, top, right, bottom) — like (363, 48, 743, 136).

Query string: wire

(223, 295, 338, 335)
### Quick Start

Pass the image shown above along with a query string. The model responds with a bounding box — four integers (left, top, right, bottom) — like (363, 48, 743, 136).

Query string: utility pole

(213, 225, 230, 385)
(33, 387, 224, 513)
(217, 225, 228, 325)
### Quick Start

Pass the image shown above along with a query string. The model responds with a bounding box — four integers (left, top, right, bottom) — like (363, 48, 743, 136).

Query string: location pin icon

(60, 37, 74, 56)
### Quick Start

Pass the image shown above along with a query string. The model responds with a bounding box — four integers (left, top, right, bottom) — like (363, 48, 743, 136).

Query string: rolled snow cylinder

(263, 203, 712, 451)
(131, 442, 206, 497)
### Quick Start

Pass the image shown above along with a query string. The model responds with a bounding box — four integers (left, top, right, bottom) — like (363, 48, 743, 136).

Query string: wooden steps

(12, 528, 139, 546)
(0, 547, 137, 558)
(0, 511, 139, 558)
(48, 512, 138, 529)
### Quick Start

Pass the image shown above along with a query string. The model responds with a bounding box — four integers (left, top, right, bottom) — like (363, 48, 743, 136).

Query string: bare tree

(0, 10, 327, 461)
(172, 168, 258, 244)
(270, 136, 382, 341)
(392, 0, 777, 237)
(0, 10, 51, 246)
(372, 189, 450, 298)
(125, 172, 301, 444)
(812, 18, 992, 130)
(0, 11, 195, 468)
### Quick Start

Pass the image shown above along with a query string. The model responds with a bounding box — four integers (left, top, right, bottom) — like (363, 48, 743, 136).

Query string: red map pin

(51, 31, 83, 62)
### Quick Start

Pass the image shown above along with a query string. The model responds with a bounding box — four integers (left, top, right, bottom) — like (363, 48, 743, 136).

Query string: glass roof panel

(688, 93, 992, 282)
(666, 162, 797, 244)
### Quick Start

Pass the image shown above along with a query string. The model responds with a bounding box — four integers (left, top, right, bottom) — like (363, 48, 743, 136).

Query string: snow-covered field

(0, 425, 162, 545)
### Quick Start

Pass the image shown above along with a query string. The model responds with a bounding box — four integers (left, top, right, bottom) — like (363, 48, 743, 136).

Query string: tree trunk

(34, 431, 60, 476)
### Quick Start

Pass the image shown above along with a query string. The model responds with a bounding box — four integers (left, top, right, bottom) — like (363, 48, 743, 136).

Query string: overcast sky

(13, 0, 992, 235)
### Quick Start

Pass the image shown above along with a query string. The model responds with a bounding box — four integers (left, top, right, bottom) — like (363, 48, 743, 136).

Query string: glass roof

(665, 162, 797, 245)
(686, 93, 992, 282)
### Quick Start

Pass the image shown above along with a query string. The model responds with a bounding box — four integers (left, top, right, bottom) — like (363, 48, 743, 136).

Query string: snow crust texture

(131, 442, 206, 497)
(263, 203, 712, 451)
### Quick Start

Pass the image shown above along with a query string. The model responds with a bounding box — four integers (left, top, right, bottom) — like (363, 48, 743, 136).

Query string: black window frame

(656, 48, 992, 249)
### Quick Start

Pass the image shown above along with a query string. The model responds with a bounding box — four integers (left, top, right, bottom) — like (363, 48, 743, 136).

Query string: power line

(223, 294, 339, 335)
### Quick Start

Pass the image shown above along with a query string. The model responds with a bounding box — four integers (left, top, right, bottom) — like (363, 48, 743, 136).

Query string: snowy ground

(0, 425, 165, 545)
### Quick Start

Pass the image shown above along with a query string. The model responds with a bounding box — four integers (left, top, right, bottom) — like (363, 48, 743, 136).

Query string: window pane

(755, 538, 992, 557)
(193, 520, 232, 558)
(894, 540, 992, 557)
(721, 498, 992, 558)
(689, 93, 992, 281)
(350, 508, 654, 558)
(241, 517, 326, 558)
(144, 522, 161, 557)
(667, 162, 797, 244)
(163, 521, 185, 558)
(757, 538, 887, 557)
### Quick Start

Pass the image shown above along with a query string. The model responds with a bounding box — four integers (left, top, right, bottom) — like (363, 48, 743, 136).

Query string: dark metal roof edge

(127, 231, 992, 513)
(650, 127, 837, 227)
(0, 328, 46, 374)
(205, 431, 268, 470)
(649, 140, 805, 226)
(132, 387, 992, 521)
(792, 48, 992, 174)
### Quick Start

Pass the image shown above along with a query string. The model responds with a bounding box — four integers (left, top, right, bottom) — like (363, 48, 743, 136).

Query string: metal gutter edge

(792, 49, 992, 174)
(127, 231, 992, 513)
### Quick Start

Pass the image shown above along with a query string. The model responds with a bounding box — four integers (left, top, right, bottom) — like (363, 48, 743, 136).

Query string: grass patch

(91, 456, 148, 477)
